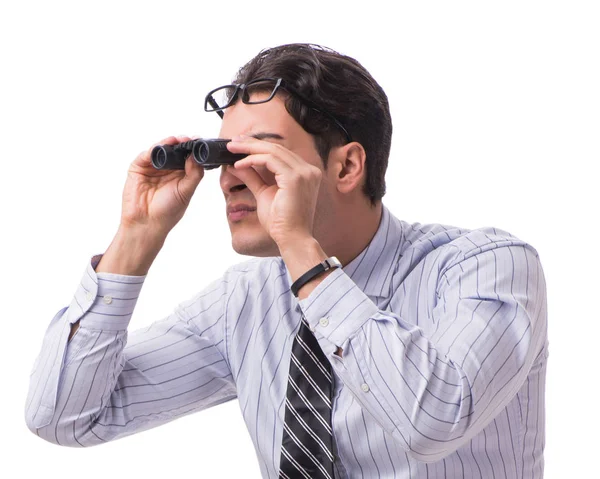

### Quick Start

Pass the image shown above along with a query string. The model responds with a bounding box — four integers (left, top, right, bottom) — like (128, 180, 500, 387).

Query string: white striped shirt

(25, 204, 548, 478)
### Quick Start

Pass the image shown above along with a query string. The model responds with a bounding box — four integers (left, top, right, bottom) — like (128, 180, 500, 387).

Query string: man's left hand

(226, 136, 323, 249)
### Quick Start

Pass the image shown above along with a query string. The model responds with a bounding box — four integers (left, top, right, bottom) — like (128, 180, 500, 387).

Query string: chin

(230, 230, 280, 257)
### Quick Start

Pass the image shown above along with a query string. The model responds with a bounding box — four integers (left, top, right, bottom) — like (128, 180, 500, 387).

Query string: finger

(234, 153, 294, 177)
(179, 155, 205, 199)
(151, 135, 186, 149)
(228, 164, 267, 198)
(227, 138, 305, 169)
(146, 135, 192, 155)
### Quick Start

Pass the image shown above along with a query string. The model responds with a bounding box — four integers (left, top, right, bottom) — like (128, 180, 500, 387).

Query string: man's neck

(325, 201, 383, 267)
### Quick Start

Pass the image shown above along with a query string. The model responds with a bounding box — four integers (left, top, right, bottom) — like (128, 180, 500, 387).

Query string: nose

(220, 164, 248, 195)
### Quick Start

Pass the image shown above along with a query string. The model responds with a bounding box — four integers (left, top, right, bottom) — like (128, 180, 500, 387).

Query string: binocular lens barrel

(151, 139, 246, 170)
(192, 139, 246, 167)
(150, 144, 190, 170)
(151, 146, 169, 169)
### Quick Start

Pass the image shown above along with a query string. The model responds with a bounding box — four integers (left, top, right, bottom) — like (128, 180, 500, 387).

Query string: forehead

(218, 92, 312, 147)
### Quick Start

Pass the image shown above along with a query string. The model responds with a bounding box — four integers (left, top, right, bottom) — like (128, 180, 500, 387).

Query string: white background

(1, 1, 598, 477)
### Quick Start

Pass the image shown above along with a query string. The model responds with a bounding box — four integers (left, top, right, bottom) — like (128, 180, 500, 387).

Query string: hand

(226, 136, 323, 248)
(120, 135, 205, 236)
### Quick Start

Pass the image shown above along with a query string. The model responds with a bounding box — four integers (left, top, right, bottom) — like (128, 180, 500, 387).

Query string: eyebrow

(249, 132, 285, 141)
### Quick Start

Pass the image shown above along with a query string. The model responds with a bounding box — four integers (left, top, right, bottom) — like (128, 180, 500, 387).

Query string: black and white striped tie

(279, 314, 335, 479)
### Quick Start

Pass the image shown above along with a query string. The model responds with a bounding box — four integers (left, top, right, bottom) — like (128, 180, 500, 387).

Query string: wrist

(95, 225, 166, 276)
(279, 236, 327, 281)
(280, 237, 339, 300)
(290, 256, 341, 298)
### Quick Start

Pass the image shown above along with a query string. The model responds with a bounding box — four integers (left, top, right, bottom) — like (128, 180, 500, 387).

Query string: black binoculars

(151, 138, 246, 170)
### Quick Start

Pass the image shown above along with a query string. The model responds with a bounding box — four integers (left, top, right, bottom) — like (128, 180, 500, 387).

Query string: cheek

(318, 179, 339, 216)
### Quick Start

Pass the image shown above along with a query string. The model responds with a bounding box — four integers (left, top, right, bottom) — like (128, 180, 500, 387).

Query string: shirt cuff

(66, 253, 147, 331)
(297, 267, 379, 352)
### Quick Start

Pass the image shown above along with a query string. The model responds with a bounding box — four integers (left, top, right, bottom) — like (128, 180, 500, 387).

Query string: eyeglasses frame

(204, 77, 352, 143)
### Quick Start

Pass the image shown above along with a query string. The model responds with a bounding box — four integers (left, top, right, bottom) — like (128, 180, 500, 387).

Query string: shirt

(25, 204, 548, 478)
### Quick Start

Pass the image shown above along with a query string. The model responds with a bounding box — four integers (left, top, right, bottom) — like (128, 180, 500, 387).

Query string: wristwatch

(290, 256, 342, 297)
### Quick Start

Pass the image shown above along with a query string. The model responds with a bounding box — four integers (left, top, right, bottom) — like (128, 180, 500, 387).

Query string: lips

(227, 203, 256, 215)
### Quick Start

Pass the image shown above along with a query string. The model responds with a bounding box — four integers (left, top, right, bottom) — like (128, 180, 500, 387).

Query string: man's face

(218, 91, 337, 257)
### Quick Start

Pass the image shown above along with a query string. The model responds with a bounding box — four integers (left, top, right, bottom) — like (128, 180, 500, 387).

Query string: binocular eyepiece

(151, 139, 246, 170)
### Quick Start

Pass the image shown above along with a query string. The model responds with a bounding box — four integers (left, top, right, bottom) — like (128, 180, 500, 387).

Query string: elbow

(407, 449, 452, 464)
(24, 407, 98, 448)
(24, 420, 82, 448)
(402, 431, 464, 464)
(403, 429, 468, 464)
(404, 436, 462, 463)
(400, 391, 475, 463)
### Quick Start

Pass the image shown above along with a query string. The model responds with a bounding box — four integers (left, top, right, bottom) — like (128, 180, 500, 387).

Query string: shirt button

(361, 383, 370, 392)
(103, 295, 113, 305)
(319, 317, 329, 327)
(85, 291, 94, 302)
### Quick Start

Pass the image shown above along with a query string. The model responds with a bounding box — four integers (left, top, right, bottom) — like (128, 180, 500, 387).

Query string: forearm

(333, 310, 474, 459)
(68, 226, 164, 341)
(25, 263, 147, 439)
(295, 243, 547, 461)
(297, 270, 478, 460)
(95, 225, 166, 276)
(26, 258, 237, 446)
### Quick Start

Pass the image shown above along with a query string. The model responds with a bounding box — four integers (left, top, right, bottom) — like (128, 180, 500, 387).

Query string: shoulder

(446, 226, 540, 265)
(399, 218, 542, 275)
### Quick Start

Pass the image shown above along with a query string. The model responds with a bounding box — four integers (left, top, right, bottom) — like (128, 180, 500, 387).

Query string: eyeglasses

(204, 77, 352, 143)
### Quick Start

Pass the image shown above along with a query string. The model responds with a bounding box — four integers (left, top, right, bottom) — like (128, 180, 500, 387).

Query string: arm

(68, 226, 163, 342)
(292, 236, 547, 463)
(24, 254, 236, 447)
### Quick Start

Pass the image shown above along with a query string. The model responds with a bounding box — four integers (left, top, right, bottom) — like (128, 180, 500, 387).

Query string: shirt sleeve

(297, 240, 547, 463)
(24, 254, 236, 447)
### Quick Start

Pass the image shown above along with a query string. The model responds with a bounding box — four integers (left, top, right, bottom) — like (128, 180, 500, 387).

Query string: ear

(329, 142, 367, 195)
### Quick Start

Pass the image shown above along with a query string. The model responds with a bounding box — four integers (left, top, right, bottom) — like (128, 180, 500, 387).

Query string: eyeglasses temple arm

(281, 80, 351, 143)
(207, 95, 224, 119)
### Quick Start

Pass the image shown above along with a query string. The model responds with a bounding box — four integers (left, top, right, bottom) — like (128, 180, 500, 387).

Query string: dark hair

(233, 43, 392, 206)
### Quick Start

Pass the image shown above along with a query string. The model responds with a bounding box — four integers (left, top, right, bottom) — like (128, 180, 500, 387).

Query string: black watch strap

(290, 256, 342, 297)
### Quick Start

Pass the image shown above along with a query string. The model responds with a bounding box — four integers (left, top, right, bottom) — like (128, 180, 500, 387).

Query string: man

(25, 43, 548, 478)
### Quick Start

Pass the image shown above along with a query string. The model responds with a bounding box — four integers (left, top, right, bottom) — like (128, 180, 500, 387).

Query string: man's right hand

(69, 136, 205, 341)
(120, 135, 205, 236)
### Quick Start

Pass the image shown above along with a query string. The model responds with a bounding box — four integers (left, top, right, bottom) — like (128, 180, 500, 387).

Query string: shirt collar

(284, 203, 404, 300)
(341, 203, 404, 298)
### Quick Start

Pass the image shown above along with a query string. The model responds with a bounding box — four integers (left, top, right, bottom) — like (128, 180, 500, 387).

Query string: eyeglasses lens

(243, 80, 279, 104)
(208, 85, 238, 110)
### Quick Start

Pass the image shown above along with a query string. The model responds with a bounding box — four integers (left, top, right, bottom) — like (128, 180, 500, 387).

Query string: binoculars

(151, 138, 246, 170)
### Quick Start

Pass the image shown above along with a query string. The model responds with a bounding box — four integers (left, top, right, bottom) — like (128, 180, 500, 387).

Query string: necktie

(279, 314, 335, 479)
